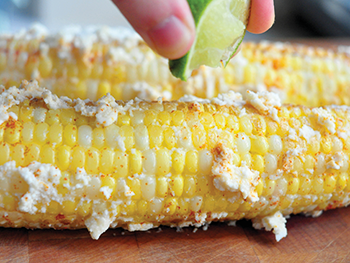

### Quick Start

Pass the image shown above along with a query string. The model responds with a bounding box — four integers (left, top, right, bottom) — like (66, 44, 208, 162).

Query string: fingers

(247, 0, 275, 34)
(112, 0, 195, 59)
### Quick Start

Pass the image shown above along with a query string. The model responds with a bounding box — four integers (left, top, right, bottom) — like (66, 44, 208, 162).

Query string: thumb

(112, 0, 195, 59)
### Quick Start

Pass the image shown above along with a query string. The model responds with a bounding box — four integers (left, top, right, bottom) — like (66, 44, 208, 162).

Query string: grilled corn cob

(1, 80, 350, 241)
(1, 25, 350, 106)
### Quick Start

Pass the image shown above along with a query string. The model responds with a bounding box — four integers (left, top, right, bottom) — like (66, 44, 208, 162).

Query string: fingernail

(147, 15, 194, 59)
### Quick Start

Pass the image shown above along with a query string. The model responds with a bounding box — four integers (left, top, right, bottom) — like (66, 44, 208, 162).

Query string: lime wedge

(169, 0, 251, 81)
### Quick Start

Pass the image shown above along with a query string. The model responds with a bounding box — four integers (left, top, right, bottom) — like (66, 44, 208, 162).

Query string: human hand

(112, 0, 275, 59)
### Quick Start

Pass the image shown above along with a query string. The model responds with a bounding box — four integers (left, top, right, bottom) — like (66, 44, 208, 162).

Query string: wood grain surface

(2, 207, 350, 263)
(2, 39, 350, 263)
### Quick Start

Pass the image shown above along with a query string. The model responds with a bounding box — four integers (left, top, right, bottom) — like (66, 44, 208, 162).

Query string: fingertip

(247, 0, 275, 34)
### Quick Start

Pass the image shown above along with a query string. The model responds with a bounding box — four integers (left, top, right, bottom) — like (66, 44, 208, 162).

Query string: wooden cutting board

(1, 206, 350, 263)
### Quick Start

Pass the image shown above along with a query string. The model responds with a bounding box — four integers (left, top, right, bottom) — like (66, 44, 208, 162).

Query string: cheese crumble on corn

(1, 80, 350, 241)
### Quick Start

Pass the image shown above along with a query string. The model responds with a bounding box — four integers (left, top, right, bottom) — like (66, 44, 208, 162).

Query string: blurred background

(0, 0, 349, 40)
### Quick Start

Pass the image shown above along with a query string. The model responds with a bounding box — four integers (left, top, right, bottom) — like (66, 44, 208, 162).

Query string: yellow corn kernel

(158, 111, 171, 126)
(184, 176, 196, 197)
(100, 148, 114, 174)
(92, 127, 105, 149)
(324, 175, 336, 194)
(287, 176, 300, 195)
(21, 121, 34, 144)
(263, 179, 276, 196)
(24, 144, 40, 166)
(279, 196, 293, 210)
(252, 115, 267, 136)
(117, 114, 130, 126)
(34, 122, 49, 145)
(101, 175, 116, 197)
(307, 137, 320, 154)
(204, 196, 216, 212)
(61, 109, 76, 126)
(252, 154, 265, 173)
(214, 113, 226, 129)
(4, 121, 21, 145)
(130, 149, 142, 175)
(3, 194, 16, 211)
(85, 148, 100, 174)
(291, 157, 303, 174)
(0, 143, 10, 165)
(241, 153, 252, 167)
(148, 125, 163, 148)
(113, 151, 128, 177)
(70, 146, 85, 171)
(239, 115, 253, 134)
(337, 172, 348, 191)
(56, 145, 70, 171)
(251, 136, 269, 155)
(137, 200, 148, 216)
(57, 172, 70, 196)
(169, 175, 184, 197)
(63, 124, 77, 146)
(238, 201, 251, 213)
(119, 125, 134, 150)
(144, 110, 157, 126)
(192, 126, 206, 150)
(304, 155, 315, 171)
(156, 148, 170, 176)
(171, 110, 184, 126)
(11, 144, 25, 167)
(226, 115, 239, 133)
(164, 197, 177, 215)
(48, 123, 63, 146)
(298, 176, 311, 195)
(197, 175, 210, 195)
(38, 56, 53, 78)
(220, 130, 234, 149)
(157, 177, 168, 198)
(266, 120, 278, 135)
(0, 52, 7, 71)
(97, 81, 111, 99)
(77, 201, 92, 218)
(321, 137, 332, 154)
(310, 176, 324, 195)
(185, 150, 198, 174)
(47, 201, 61, 215)
(161, 128, 174, 151)
(200, 112, 215, 129)
(62, 200, 76, 215)
(127, 178, 141, 200)
(177, 198, 189, 215)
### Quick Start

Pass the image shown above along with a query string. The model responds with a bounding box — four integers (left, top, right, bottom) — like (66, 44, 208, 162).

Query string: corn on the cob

(1, 25, 350, 106)
(1, 80, 350, 241)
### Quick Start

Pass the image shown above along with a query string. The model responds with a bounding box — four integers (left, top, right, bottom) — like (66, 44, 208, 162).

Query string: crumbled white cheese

(244, 90, 281, 122)
(252, 211, 287, 242)
(311, 108, 336, 134)
(326, 152, 344, 170)
(299, 125, 321, 143)
(211, 144, 260, 202)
